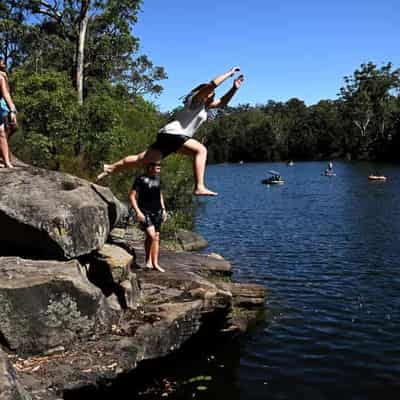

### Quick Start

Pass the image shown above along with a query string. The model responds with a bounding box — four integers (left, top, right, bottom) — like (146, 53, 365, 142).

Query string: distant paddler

(323, 160, 335, 176)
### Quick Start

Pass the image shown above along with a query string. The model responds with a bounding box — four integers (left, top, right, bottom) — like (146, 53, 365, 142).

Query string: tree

(0, 0, 28, 68)
(263, 100, 291, 158)
(339, 62, 400, 157)
(308, 100, 344, 157)
(14, 0, 166, 104)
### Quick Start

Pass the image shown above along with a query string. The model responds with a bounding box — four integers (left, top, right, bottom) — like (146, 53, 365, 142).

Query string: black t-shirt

(132, 175, 162, 213)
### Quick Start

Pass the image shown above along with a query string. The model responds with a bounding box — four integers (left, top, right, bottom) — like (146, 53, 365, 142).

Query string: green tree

(22, 0, 141, 104)
(0, 0, 28, 68)
(339, 62, 400, 157)
(12, 69, 81, 168)
(2, 0, 166, 103)
(307, 100, 344, 158)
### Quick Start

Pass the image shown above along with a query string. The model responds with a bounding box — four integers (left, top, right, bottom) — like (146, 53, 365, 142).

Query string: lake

(192, 161, 400, 400)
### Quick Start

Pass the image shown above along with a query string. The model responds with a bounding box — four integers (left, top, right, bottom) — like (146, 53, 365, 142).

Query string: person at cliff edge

(128, 162, 167, 272)
(97, 67, 244, 196)
(0, 58, 18, 168)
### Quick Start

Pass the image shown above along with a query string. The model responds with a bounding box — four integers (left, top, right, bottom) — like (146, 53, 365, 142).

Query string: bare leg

(150, 231, 165, 272)
(177, 138, 217, 196)
(144, 234, 153, 268)
(6, 125, 17, 163)
(0, 125, 13, 168)
(144, 227, 164, 272)
(97, 148, 162, 181)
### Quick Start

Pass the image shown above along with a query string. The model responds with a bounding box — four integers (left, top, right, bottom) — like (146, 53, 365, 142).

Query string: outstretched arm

(208, 74, 244, 109)
(193, 66, 241, 103)
(212, 66, 241, 87)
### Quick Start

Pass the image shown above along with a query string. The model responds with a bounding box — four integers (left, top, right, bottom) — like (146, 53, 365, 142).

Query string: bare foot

(4, 162, 14, 169)
(96, 171, 109, 181)
(193, 186, 218, 196)
(96, 164, 114, 182)
(145, 263, 154, 270)
(153, 265, 165, 273)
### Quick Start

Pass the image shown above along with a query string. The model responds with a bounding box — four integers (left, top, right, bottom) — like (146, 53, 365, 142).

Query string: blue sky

(135, 0, 400, 112)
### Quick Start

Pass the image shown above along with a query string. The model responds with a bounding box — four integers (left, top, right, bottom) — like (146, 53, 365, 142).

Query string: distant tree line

(198, 62, 400, 163)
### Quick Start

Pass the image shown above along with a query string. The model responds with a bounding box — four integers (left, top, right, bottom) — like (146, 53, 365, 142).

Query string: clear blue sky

(134, 0, 400, 112)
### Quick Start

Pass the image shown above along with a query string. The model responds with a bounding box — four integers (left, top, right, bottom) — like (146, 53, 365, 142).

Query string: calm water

(192, 161, 400, 400)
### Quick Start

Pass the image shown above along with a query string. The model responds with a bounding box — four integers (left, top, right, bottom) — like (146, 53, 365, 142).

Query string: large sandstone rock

(108, 226, 143, 256)
(0, 166, 125, 259)
(88, 244, 141, 310)
(0, 257, 114, 355)
(92, 244, 134, 283)
(0, 349, 31, 400)
(14, 248, 266, 396)
(176, 229, 208, 251)
(216, 282, 266, 308)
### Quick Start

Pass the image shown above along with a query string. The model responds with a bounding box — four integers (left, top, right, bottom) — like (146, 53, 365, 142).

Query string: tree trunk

(76, 1, 90, 105)
(354, 117, 371, 137)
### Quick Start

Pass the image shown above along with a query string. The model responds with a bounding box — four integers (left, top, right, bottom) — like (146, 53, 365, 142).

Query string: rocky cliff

(0, 164, 266, 400)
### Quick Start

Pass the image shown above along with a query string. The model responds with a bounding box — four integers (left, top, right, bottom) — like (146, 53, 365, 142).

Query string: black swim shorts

(149, 133, 190, 158)
(139, 210, 163, 232)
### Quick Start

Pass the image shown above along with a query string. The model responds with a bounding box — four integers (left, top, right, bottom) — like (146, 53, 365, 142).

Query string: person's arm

(160, 192, 167, 222)
(0, 72, 9, 90)
(208, 74, 244, 109)
(193, 66, 241, 103)
(128, 189, 145, 222)
(0, 75, 17, 125)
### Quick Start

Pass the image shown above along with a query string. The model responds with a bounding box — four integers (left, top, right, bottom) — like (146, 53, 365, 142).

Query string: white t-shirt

(159, 96, 208, 137)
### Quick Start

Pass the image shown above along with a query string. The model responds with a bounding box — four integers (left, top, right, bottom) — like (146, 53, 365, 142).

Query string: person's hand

(233, 74, 244, 89)
(136, 212, 146, 223)
(162, 209, 167, 222)
(9, 112, 17, 127)
(230, 66, 241, 76)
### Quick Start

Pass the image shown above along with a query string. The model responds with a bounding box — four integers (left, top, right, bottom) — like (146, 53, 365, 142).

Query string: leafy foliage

(0, 0, 167, 100)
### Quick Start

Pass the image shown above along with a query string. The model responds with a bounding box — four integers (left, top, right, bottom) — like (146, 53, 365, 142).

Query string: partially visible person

(97, 66, 245, 196)
(0, 58, 18, 168)
(128, 162, 167, 272)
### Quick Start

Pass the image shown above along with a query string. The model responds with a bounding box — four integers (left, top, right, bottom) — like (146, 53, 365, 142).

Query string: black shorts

(139, 210, 163, 232)
(1, 114, 16, 130)
(149, 133, 189, 158)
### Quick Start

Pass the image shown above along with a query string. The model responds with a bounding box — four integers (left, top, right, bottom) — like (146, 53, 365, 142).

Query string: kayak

(323, 172, 336, 177)
(368, 175, 387, 181)
(262, 178, 285, 185)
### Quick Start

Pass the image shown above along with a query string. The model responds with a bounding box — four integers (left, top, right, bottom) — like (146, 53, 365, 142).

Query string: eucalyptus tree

(339, 62, 400, 156)
(17, 0, 166, 104)
(0, 0, 28, 68)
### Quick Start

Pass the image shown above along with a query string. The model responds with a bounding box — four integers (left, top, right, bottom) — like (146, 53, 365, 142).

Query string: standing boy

(128, 162, 167, 272)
